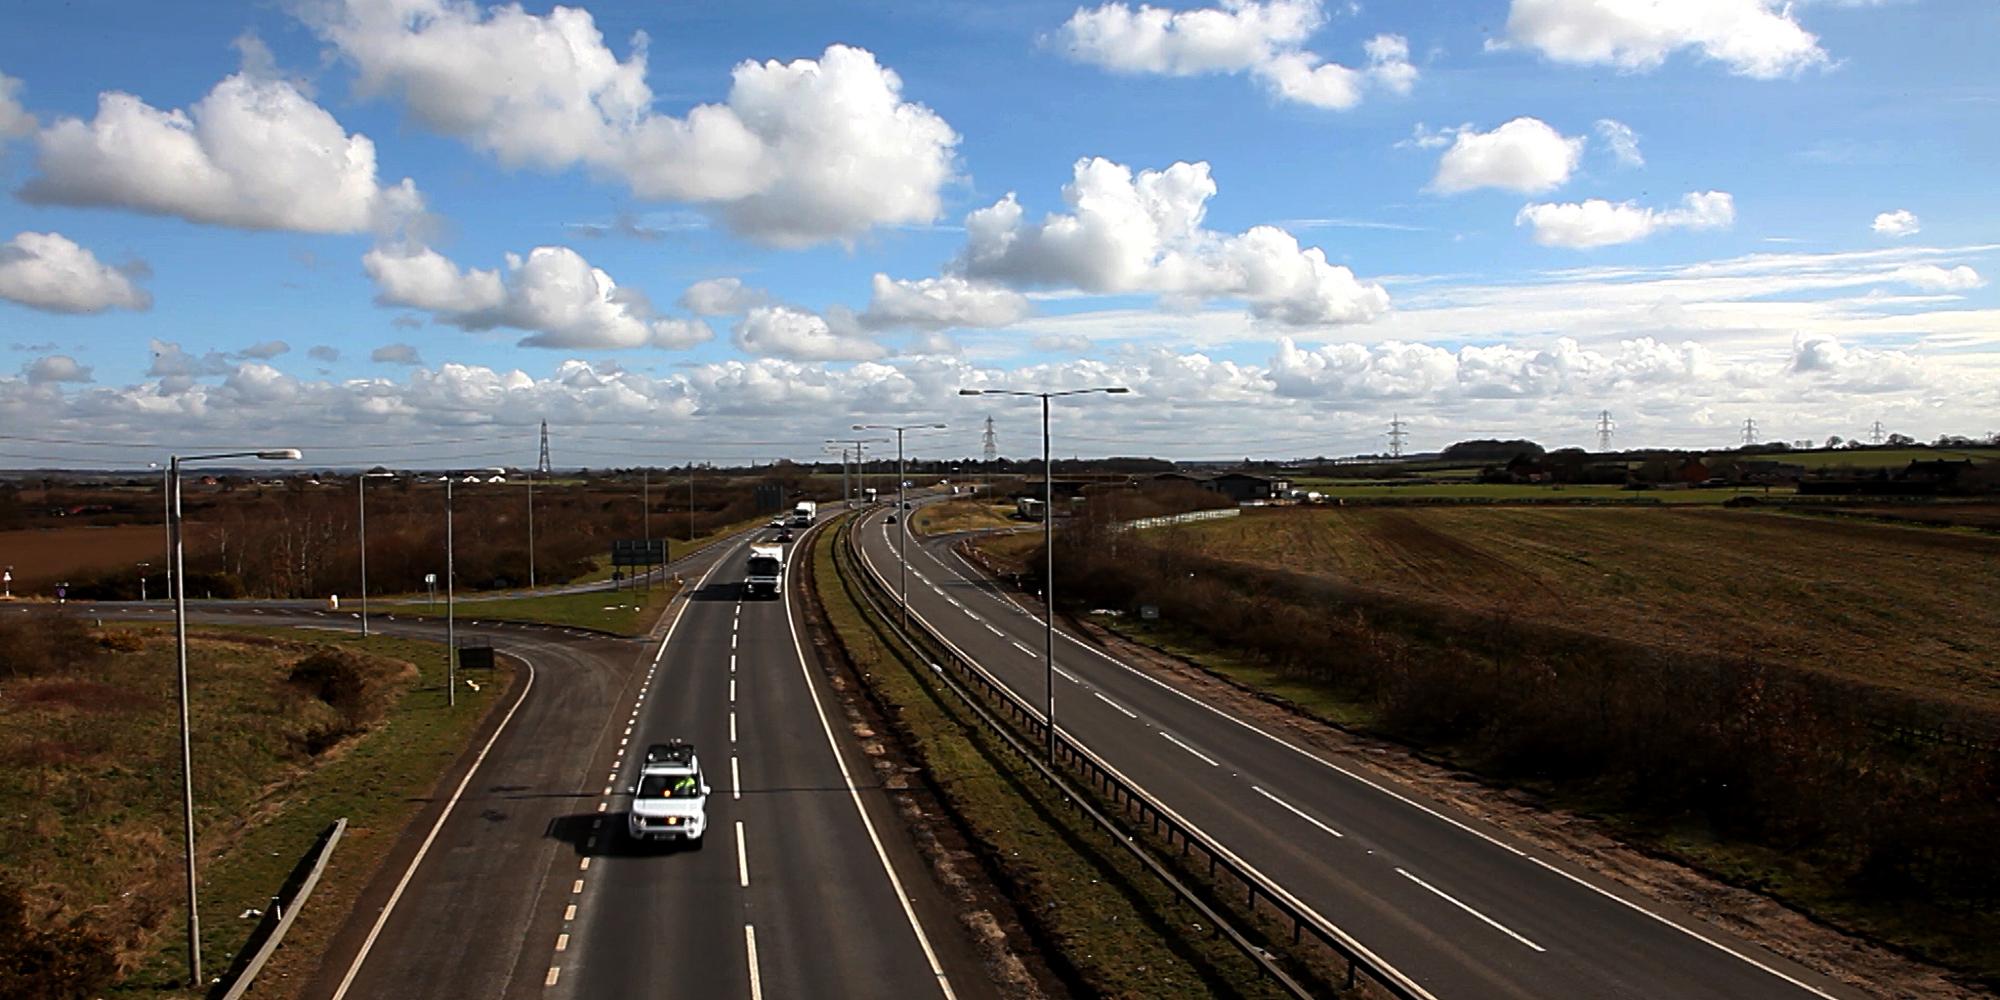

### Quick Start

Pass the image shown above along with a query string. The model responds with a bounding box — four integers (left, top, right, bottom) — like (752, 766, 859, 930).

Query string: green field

(1284, 482, 1776, 503)
(1155, 505, 2000, 709)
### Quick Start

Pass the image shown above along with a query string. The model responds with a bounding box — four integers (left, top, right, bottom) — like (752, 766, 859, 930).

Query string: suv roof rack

(643, 741, 697, 766)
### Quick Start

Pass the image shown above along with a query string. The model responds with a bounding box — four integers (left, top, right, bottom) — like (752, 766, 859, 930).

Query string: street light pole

(855, 423, 946, 628)
(959, 387, 1127, 763)
(527, 470, 536, 590)
(167, 447, 300, 988)
(445, 475, 456, 709)
(357, 472, 393, 637)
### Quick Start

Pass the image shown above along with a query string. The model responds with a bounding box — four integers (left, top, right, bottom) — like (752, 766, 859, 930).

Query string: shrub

(0, 879, 117, 1000)
(0, 614, 99, 678)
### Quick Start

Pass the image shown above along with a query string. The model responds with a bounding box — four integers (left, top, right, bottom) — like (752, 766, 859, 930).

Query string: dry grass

(1160, 507, 2000, 709)
(911, 499, 1020, 537)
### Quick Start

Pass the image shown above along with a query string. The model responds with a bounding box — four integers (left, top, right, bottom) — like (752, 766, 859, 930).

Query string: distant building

(1208, 472, 1276, 502)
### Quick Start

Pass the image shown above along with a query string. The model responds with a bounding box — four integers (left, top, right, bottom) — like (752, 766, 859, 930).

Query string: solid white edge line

(1395, 867, 1545, 952)
(1527, 858, 1842, 999)
(1160, 730, 1220, 767)
(787, 519, 958, 1000)
(744, 924, 763, 1000)
(736, 820, 750, 887)
(330, 652, 538, 1000)
(1251, 785, 1343, 839)
(1092, 690, 1138, 719)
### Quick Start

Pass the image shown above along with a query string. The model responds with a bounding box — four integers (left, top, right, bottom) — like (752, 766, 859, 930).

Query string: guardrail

(217, 817, 346, 1000)
(1112, 507, 1240, 532)
(838, 514, 1432, 1000)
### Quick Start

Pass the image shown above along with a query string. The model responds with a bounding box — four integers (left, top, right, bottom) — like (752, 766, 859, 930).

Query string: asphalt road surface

(52, 521, 984, 1000)
(857, 501, 1863, 1000)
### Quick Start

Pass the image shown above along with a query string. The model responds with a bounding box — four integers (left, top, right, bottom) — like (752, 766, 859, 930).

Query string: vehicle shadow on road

(546, 811, 699, 857)
(690, 580, 745, 602)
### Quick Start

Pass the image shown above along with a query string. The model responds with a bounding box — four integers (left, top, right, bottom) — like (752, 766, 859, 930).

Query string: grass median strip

(810, 521, 1291, 1000)
(452, 584, 679, 635)
(0, 617, 508, 998)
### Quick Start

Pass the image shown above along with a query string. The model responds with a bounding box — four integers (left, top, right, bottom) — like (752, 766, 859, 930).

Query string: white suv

(626, 742, 709, 848)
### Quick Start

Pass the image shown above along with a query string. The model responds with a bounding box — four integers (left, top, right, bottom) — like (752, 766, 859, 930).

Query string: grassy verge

(454, 582, 680, 635)
(1, 622, 508, 998)
(912, 499, 1021, 536)
(811, 522, 1290, 999)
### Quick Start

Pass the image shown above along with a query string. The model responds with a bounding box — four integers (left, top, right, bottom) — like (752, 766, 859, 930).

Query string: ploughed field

(1159, 506, 2000, 709)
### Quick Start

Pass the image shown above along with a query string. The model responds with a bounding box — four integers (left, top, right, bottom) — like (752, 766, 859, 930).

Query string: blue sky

(0, 0, 1995, 467)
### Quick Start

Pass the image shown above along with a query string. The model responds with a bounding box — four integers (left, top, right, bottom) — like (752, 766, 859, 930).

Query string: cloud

(308, 345, 341, 362)
(19, 68, 422, 234)
(731, 306, 888, 362)
(0, 232, 152, 314)
(961, 157, 1389, 325)
(1594, 118, 1643, 167)
(1872, 208, 1920, 238)
(237, 340, 290, 360)
(24, 355, 92, 385)
(679, 277, 770, 317)
(1888, 264, 1983, 292)
(1787, 333, 1924, 392)
(310, 2, 956, 247)
(1502, 0, 1829, 79)
(1031, 333, 1093, 354)
(1516, 191, 1736, 248)
(861, 275, 1031, 330)
(1430, 117, 1584, 194)
(363, 243, 713, 350)
(1396, 122, 1465, 150)
(0, 71, 34, 138)
(371, 343, 424, 365)
(1053, 0, 1414, 109)
(147, 339, 234, 378)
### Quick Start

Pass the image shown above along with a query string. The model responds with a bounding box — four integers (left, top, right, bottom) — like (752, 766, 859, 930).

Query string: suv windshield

(638, 773, 702, 798)
(748, 555, 781, 574)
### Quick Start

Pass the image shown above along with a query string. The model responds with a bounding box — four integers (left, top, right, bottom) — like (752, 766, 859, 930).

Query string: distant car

(629, 741, 709, 847)
(885, 514, 898, 524)
(768, 518, 785, 528)
(777, 528, 794, 542)
(902, 501, 912, 509)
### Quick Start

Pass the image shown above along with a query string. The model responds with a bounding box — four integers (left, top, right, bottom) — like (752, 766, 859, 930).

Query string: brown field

(0, 524, 194, 590)
(1160, 506, 2000, 709)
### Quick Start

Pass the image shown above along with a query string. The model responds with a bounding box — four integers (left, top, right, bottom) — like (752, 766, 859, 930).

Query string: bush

(0, 879, 117, 1000)
(0, 614, 99, 678)
(285, 650, 399, 753)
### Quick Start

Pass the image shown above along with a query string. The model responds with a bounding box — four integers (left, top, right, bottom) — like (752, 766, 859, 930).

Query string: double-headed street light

(442, 468, 507, 709)
(959, 387, 1128, 762)
(854, 423, 946, 626)
(357, 471, 396, 636)
(168, 447, 301, 988)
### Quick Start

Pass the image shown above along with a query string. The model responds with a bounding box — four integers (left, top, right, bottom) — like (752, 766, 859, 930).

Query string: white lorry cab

(628, 742, 709, 847)
(790, 500, 817, 526)
(746, 544, 783, 599)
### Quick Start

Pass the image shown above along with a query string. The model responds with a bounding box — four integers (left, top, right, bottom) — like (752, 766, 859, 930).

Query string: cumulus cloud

(1053, 0, 1414, 109)
(1502, 0, 1829, 79)
(1788, 333, 1924, 391)
(1872, 208, 1920, 238)
(1267, 335, 1729, 400)
(0, 71, 34, 138)
(962, 157, 1389, 325)
(1594, 118, 1644, 167)
(732, 306, 888, 362)
(147, 339, 234, 378)
(363, 244, 713, 350)
(861, 275, 1031, 330)
(19, 69, 421, 234)
(0, 232, 152, 314)
(372, 343, 424, 365)
(311, 2, 955, 247)
(679, 277, 770, 317)
(308, 345, 342, 362)
(1516, 191, 1736, 248)
(24, 355, 92, 384)
(1431, 117, 1585, 194)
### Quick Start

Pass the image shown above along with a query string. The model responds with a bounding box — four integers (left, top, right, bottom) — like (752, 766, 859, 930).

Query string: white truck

(789, 499, 817, 526)
(746, 543, 784, 599)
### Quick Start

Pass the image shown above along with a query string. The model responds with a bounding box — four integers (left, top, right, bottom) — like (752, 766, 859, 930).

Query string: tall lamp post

(357, 471, 395, 636)
(854, 423, 945, 626)
(959, 387, 1127, 762)
(168, 447, 301, 988)
(441, 468, 505, 709)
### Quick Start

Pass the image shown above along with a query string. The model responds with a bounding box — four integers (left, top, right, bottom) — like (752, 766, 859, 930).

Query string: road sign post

(611, 539, 667, 591)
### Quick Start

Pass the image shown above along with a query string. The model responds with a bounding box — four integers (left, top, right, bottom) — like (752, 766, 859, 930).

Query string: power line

(1870, 420, 1885, 445)
(1742, 417, 1758, 447)
(1387, 413, 1409, 458)
(537, 419, 553, 475)
(1597, 410, 1615, 452)
(982, 416, 998, 463)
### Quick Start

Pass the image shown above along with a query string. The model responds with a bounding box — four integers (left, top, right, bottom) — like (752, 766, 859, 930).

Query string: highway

(52, 524, 984, 1000)
(855, 501, 1864, 1000)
